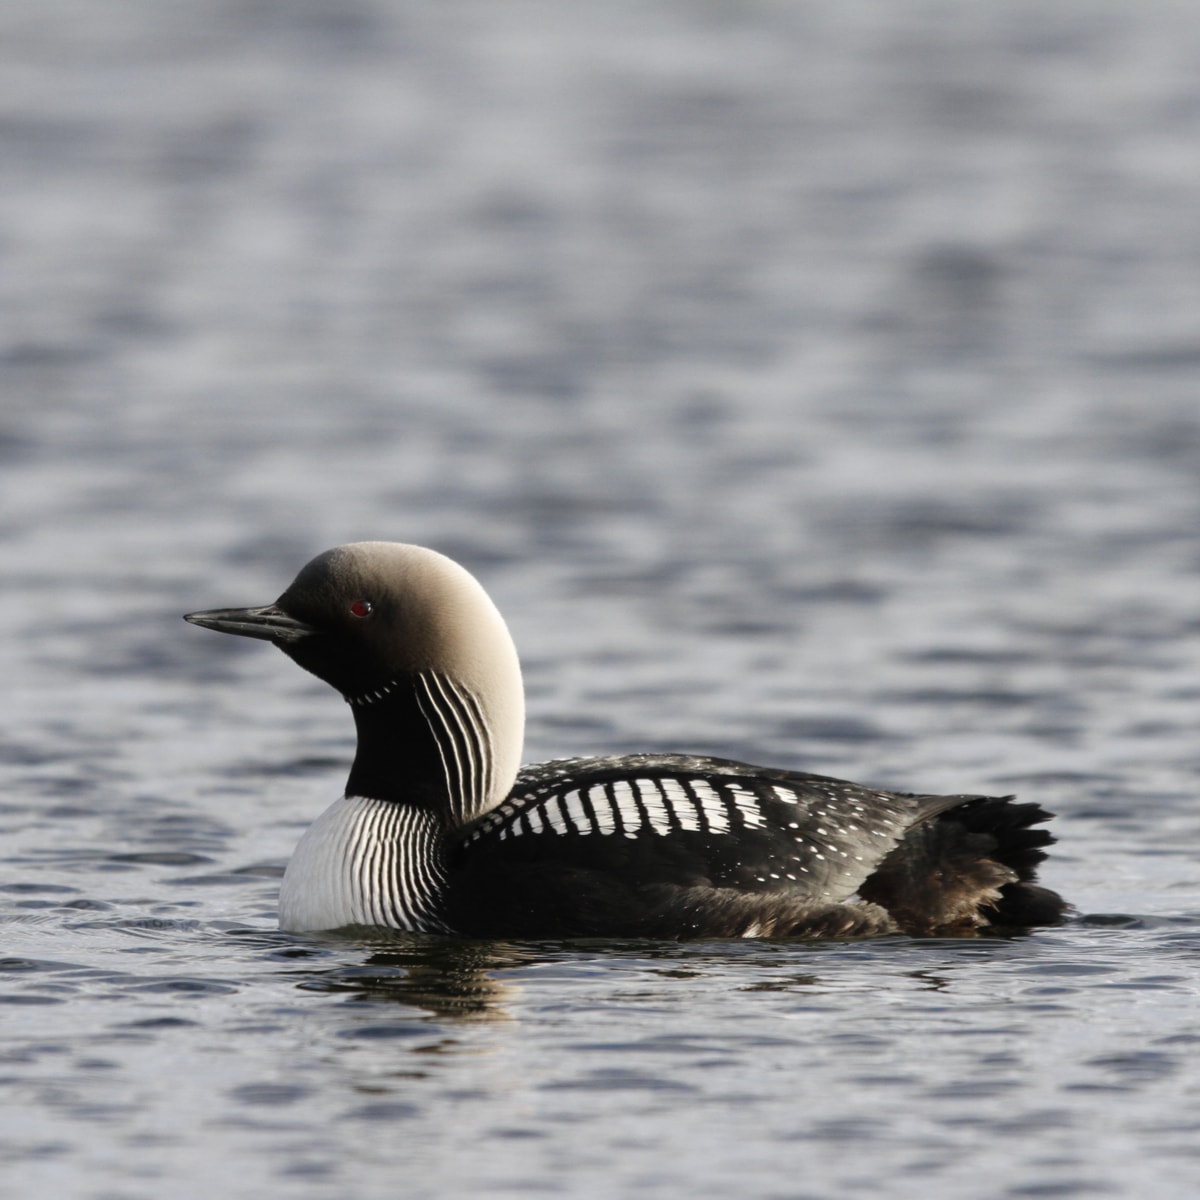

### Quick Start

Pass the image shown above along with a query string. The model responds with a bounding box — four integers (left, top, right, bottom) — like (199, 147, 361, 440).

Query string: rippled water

(2, 2, 1199, 1197)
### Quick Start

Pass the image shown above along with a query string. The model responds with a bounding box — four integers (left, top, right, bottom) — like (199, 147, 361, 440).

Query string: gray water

(2, 2, 1200, 1197)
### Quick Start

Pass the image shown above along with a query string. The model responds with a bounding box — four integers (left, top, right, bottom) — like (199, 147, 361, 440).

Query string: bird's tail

(859, 796, 1067, 935)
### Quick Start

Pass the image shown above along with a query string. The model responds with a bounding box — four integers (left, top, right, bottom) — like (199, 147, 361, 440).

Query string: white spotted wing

(457, 753, 931, 903)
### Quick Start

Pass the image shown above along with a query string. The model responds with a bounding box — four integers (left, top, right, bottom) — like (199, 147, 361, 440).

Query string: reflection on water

(234, 929, 1074, 1028)
(286, 936, 534, 1021)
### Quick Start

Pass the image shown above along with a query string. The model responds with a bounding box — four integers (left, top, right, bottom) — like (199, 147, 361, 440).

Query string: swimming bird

(185, 542, 1066, 938)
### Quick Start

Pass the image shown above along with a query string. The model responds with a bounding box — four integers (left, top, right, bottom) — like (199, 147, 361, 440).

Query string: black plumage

(447, 755, 1062, 938)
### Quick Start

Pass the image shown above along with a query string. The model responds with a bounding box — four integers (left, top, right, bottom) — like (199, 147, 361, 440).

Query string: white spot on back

(687, 780, 730, 833)
(661, 779, 702, 832)
(726, 783, 765, 829)
(660, 779, 689, 804)
(543, 799, 572, 835)
(634, 780, 672, 835)
(590, 787, 617, 834)
(609, 780, 642, 831)
(563, 790, 592, 834)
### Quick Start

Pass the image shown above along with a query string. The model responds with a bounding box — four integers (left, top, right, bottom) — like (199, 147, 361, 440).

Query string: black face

(185, 548, 409, 700)
(270, 591, 397, 698)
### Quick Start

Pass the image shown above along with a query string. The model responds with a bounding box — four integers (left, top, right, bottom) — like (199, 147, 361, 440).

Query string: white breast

(278, 795, 448, 933)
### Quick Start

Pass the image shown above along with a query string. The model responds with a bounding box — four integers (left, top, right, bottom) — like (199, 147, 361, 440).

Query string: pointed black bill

(183, 604, 317, 644)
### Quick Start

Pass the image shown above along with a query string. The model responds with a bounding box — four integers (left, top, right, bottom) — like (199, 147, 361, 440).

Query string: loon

(184, 542, 1066, 939)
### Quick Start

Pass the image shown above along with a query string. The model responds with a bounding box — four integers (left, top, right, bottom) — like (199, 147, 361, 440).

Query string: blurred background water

(1, 2, 1199, 1197)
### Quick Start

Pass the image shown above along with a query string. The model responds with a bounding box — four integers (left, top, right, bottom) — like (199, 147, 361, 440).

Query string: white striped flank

(635, 780, 671, 834)
(591, 788, 617, 834)
(464, 773, 773, 844)
(543, 795, 572, 834)
(562, 790, 590, 833)
(659, 779, 702, 831)
(686, 780, 731, 834)
(725, 783, 765, 828)
(607, 780, 641, 835)
(278, 795, 449, 933)
(414, 671, 496, 827)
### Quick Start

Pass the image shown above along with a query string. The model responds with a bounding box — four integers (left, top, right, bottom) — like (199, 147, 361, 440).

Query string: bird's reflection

(271, 931, 809, 1021)
(276, 931, 545, 1020)
(263, 926, 1039, 1023)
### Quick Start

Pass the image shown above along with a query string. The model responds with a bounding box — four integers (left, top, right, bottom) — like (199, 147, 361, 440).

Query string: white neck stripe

(414, 670, 495, 827)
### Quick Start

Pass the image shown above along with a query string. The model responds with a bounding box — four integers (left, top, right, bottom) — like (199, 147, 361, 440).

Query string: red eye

(349, 599, 373, 618)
